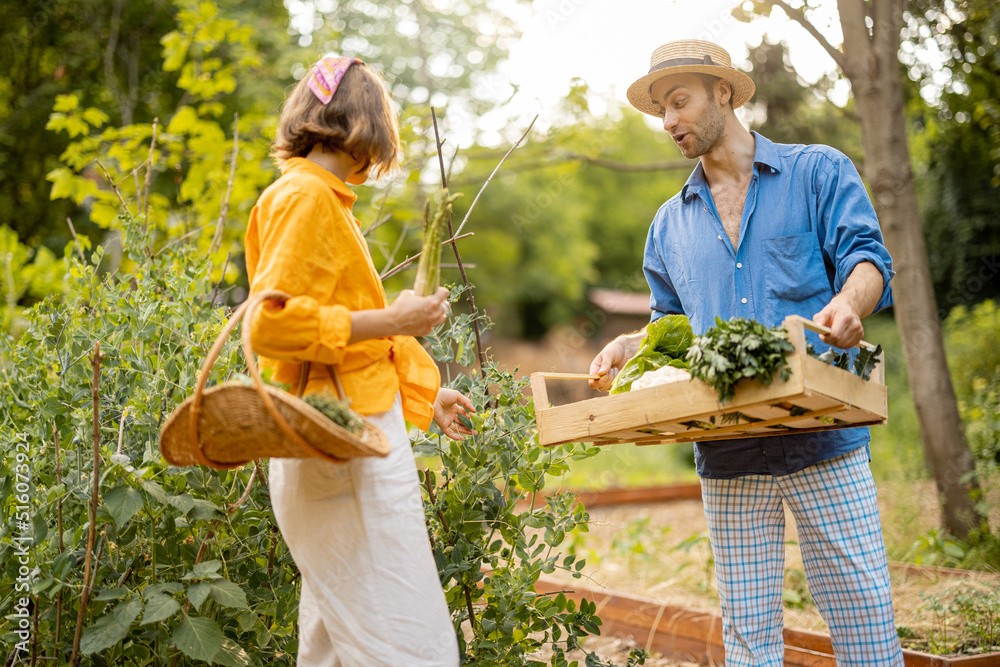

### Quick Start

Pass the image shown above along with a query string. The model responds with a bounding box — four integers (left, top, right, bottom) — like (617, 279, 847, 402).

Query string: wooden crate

(532, 315, 887, 447)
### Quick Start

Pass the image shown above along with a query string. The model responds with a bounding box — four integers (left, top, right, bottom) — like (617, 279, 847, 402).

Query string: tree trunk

(837, 0, 981, 538)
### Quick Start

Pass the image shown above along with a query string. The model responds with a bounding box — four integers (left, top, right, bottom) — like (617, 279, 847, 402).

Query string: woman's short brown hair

(273, 60, 400, 179)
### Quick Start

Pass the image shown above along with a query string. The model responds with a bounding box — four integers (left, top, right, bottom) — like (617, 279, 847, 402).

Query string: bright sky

(463, 0, 852, 145)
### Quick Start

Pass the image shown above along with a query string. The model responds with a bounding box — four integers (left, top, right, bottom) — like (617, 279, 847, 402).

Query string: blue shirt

(642, 132, 894, 478)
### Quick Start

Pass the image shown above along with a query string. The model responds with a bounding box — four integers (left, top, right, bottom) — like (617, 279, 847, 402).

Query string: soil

(530, 635, 699, 666)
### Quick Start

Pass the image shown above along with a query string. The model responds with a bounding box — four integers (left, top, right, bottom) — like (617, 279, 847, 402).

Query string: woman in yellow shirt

(245, 56, 470, 666)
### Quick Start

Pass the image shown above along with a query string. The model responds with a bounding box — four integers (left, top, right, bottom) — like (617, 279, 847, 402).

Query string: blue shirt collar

(680, 131, 783, 203)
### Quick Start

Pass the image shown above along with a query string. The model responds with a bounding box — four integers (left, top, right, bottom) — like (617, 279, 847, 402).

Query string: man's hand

(813, 297, 864, 349)
(588, 332, 644, 392)
(813, 261, 884, 349)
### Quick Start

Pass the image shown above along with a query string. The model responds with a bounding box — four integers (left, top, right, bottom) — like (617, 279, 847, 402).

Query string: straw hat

(627, 40, 755, 116)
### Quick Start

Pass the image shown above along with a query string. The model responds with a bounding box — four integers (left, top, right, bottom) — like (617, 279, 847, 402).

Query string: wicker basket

(160, 290, 390, 469)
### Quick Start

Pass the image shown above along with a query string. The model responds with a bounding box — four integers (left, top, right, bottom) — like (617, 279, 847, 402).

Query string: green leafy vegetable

(303, 389, 366, 434)
(685, 317, 795, 404)
(806, 343, 883, 381)
(610, 314, 694, 394)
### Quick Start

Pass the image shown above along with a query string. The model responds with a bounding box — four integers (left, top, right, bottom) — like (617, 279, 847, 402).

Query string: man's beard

(685, 101, 726, 159)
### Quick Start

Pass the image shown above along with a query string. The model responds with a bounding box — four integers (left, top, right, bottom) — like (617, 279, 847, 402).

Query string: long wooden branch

(141, 118, 158, 237)
(380, 232, 475, 280)
(767, 0, 848, 72)
(431, 107, 488, 372)
(447, 152, 690, 186)
(71, 342, 105, 666)
(210, 113, 240, 254)
(454, 115, 537, 238)
(53, 423, 64, 654)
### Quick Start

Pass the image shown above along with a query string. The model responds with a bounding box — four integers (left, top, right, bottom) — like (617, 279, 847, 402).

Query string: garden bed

(536, 489, 1000, 664)
(535, 576, 1000, 666)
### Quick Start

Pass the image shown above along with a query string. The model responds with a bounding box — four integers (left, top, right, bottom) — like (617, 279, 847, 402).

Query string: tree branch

(454, 115, 537, 237)
(430, 108, 489, 371)
(447, 151, 690, 186)
(380, 232, 475, 281)
(836, 0, 874, 79)
(210, 113, 239, 254)
(559, 153, 691, 173)
(767, 0, 848, 72)
(71, 342, 105, 666)
(141, 118, 159, 238)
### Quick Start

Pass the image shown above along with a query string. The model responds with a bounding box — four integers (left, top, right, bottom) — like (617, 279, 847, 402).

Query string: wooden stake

(70, 342, 104, 666)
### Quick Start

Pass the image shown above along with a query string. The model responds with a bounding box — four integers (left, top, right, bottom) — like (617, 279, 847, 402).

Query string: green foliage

(0, 224, 68, 335)
(806, 343, 883, 381)
(742, 39, 864, 163)
(913, 585, 1000, 655)
(0, 211, 298, 665)
(610, 315, 693, 394)
(416, 291, 644, 666)
(945, 300, 1000, 468)
(43, 0, 281, 259)
(906, 0, 1000, 310)
(905, 528, 969, 568)
(781, 567, 813, 610)
(685, 317, 795, 404)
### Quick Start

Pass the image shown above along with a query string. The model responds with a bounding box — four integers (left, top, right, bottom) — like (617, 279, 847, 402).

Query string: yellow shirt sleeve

(248, 187, 353, 366)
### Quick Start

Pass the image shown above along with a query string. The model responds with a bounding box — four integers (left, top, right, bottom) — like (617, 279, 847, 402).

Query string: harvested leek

(413, 188, 462, 296)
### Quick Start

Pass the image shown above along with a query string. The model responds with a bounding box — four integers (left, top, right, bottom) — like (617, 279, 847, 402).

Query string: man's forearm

(834, 261, 884, 318)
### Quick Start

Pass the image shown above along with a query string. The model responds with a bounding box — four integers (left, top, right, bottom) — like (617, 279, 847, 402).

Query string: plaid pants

(701, 446, 903, 666)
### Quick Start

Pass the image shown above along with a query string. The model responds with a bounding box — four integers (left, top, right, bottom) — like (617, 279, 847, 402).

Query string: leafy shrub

(945, 300, 1000, 468)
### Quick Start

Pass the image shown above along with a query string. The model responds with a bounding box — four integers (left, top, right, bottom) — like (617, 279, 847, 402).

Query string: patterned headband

(308, 56, 363, 105)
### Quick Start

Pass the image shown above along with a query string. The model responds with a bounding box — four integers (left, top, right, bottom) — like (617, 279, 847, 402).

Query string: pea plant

(0, 137, 645, 666)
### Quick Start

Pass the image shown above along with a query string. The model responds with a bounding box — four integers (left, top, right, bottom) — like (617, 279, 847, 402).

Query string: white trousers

(270, 396, 459, 667)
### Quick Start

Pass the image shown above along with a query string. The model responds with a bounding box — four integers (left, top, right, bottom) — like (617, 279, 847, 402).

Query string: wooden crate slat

(801, 355, 887, 418)
(619, 405, 843, 445)
(741, 404, 793, 420)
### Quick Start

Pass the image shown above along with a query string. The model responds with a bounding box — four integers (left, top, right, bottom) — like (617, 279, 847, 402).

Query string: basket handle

(188, 290, 338, 468)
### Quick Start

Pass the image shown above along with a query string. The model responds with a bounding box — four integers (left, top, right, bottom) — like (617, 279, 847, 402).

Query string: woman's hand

(433, 388, 476, 440)
(386, 287, 450, 337)
(349, 287, 450, 343)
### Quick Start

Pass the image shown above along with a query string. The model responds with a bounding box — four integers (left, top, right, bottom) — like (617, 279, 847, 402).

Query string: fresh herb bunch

(303, 389, 366, 434)
(807, 343, 883, 381)
(686, 317, 795, 404)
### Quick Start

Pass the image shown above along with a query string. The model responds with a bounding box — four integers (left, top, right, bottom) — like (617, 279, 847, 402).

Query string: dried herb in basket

(303, 389, 366, 435)
(685, 317, 795, 404)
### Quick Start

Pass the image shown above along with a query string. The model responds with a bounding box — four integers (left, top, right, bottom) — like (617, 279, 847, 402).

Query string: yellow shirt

(244, 158, 440, 430)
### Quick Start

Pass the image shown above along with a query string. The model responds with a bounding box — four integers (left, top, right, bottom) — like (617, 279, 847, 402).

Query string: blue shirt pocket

(762, 232, 833, 326)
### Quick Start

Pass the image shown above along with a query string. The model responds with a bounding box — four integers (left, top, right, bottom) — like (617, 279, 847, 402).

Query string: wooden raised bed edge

(534, 577, 1000, 666)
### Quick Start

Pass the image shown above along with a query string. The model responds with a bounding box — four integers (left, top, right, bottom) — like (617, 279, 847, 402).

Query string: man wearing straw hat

(589, 40, 903, 665)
